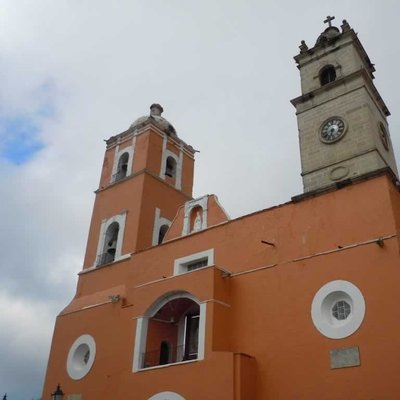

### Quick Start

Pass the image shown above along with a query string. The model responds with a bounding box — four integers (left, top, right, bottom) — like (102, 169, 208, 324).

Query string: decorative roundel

(66, 334, 96, 380)
(320, 117, 347, 143)
(311, 280, 365, 339)
(148, 392, 186, 400)
(379, 122, 389, 151)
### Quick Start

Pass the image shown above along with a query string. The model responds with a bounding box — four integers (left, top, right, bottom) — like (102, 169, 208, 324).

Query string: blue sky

(0, 114, 45, 164)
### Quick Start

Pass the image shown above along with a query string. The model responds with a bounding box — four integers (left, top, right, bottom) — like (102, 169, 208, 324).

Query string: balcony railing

(140, 345, 198, 369)
(96, 252, 115, 266)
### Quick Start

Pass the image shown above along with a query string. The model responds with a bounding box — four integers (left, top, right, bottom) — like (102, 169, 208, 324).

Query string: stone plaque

(67, 395, 82, 400)
(330, 346, 360, 369)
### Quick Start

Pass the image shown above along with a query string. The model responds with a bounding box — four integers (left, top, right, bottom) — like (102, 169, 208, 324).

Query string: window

(165, 156, 177, 178)
(311, 280, 365, 339)
(186, 259, 208, 272)
(332, 300, 351, 321)
(113, 152, 129, 182)
(319, 65, 336, 86)
(174, 249, 214, 275)
(67, 335, 96, 380)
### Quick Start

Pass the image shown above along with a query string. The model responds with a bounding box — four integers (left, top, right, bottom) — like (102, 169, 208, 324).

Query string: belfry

(43, 18, 400, 399)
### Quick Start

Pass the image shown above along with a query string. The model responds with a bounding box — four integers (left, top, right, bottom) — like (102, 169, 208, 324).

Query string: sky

(1, 1, 400, 399)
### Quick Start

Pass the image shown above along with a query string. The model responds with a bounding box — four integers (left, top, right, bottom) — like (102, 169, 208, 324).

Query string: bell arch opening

(98, 222, 119, 265)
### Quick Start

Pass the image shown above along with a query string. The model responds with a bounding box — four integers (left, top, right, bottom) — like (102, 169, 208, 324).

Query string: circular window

(67, 334, 96, 380)
(311, 280, 365, 339)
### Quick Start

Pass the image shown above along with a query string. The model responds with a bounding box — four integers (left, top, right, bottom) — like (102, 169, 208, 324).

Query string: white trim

(173, 249, 214, 275)
(159, 135, 168, 177)
(111, 146, 134, 183)
(182, 196, 209, 235)
(132, 317, 148, 372)
(159, 135, 183, 190)
(148, 392, 185, 400)
(110, 144, 120, 183)
(311, 280, 366, 339)
(152, 208, 172, 246)
(94, 212, 127, 267)
(197, 303, 206, 360)
(176, 145, 183, 190)
(66, 334, 96, 380)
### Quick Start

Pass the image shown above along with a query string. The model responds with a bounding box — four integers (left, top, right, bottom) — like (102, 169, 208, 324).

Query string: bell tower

(82, 104, 195, 269)
(291, 17, 398, 193)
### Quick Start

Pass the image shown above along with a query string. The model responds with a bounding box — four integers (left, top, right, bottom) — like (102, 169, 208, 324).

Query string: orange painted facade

(43, 22, 400, 399)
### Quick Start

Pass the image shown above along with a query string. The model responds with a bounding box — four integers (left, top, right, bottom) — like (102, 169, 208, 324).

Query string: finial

(299, 40, 308, 53)
(150, 103, 163, 117)
(341, 19, 351, 32)
(2, 394, 7, 400)
(323, 15, 335, 27)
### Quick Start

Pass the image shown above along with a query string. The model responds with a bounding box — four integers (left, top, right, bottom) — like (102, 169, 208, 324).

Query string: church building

(43, 17, 400, 399)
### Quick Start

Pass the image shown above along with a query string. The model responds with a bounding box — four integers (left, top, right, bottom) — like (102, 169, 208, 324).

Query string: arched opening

(165, 156, 177, 179)
(98, 222, 119, 265)
(319, 65, 336, 86)
(159, 341, 171, 365)
(114, 152, 129, 181)
(139, 294, 202, 369)
(158, 224, 169, 244)
(190, 206, 203, 232)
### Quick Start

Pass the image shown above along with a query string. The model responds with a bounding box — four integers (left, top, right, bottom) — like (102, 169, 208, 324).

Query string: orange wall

(44, 174, 400, 399)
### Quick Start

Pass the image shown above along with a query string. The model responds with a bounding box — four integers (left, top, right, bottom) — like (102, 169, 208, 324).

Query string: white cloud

(1, 1, 400, 399)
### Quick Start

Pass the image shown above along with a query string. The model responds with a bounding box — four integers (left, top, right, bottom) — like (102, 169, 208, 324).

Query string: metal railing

(140, 345, 199, 369)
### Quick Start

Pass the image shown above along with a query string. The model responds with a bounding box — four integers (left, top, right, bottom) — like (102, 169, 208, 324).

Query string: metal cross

(324, 15, 335, 27)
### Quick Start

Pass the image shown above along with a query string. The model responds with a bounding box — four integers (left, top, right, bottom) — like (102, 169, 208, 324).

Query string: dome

(130, 104, 178, 138)
(315, 26, 341, 46)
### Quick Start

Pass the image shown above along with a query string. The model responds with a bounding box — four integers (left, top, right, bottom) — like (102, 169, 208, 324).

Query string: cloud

(1, 1, 400, 399)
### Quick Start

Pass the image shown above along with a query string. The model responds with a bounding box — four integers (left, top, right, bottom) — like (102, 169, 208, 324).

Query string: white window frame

(94, 212, 127, 267)
(66, 334, 96, 380)
(152, 208, 172, 246)
(111, 145, 134, 183)
(173, 249, 214, 275)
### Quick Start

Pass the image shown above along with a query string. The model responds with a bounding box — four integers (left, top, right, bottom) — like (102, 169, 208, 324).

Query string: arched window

(165, 156, 177, 178)
(158, 224, 169, 244)
(114, 152, 129, 181)
(319, 65, 336, 86)
(98, 222, 119, 265)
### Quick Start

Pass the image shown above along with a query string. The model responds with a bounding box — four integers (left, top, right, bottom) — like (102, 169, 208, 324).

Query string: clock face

(379, 122, 389, 151)
(320, 117, 346, 143)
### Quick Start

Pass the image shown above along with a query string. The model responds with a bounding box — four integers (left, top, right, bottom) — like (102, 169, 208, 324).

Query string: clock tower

(291, 17, 398, 193)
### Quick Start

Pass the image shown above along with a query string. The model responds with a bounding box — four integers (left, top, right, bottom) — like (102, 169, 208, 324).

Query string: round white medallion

(148, 392, 186, 400)
(311, 280, 365, 339)
(66, 334, 96, 380)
